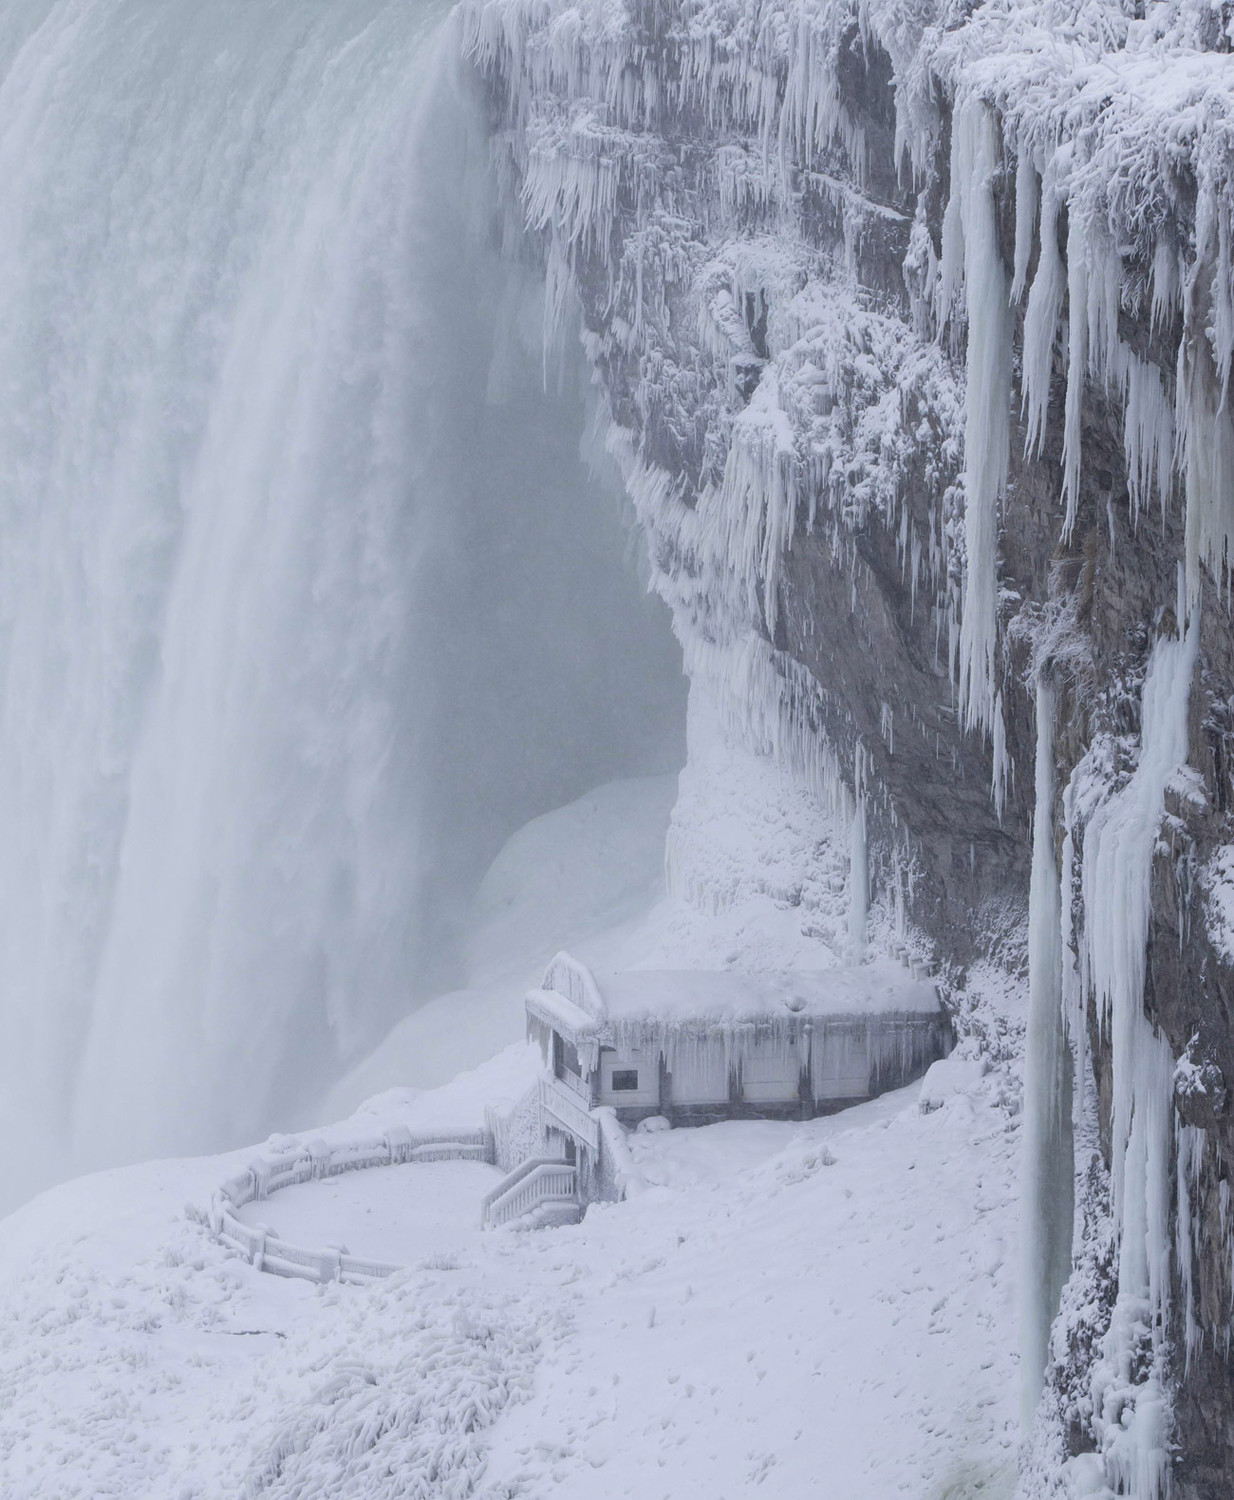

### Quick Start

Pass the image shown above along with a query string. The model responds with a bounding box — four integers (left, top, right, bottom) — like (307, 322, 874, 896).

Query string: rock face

(458, 0, 1234, 1490)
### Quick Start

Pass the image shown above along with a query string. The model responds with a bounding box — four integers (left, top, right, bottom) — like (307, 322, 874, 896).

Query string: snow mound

(919, 1056, 991, 1113)
(466, 773, 679, 983)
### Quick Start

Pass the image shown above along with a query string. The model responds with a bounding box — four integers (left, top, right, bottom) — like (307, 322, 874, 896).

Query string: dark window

(611, 1069, 639, 1092)
(554, 1032, 582, 1079)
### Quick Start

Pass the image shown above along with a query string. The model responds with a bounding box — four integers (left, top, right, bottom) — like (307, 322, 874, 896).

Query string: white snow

(233, 1160, 502, 1267)
(0, 1068, 1021, 1500)
(558, 961, 942, 1024)
(1202, 842, 1234, 967)
(919, 1054, 990, 1112)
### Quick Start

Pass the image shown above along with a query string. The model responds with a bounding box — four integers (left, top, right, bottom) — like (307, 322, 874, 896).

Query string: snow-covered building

(479, 953, 950, 1226)
(526, 951, 950, 1133)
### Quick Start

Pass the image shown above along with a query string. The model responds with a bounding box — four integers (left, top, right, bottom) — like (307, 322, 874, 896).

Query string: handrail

(478, 1152, 558, 1215)
(481, 1157, 577, 1229)
(593, 1106, 644, 1200)
(207, 1124, 495, 1284)
(538, 1075, 600, 1152)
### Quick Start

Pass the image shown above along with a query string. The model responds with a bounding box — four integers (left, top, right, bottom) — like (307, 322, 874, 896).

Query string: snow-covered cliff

(456, 0, 1234, 1492)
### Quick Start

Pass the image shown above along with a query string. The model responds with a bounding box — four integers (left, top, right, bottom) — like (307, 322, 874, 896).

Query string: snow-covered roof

(589, 964, 940, 1022)
(526, 951, 940, 1044)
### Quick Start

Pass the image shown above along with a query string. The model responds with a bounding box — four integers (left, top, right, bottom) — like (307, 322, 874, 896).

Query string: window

(611, 1069, 640, 1092)
(554, 1032, 582, 1079)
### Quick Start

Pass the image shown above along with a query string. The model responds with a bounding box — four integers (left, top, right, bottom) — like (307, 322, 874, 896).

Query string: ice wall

(0, 0, 685, 1209)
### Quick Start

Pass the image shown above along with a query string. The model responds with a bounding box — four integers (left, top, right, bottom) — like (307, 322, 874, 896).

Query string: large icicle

(949, 101, 1013, 738)
(1019, 677, 1074, 1428)
(1021, 185, 1064, 459)
(1061, 211, 1089, 539)
(1081, 588, 1200, 1497)
(848, 742, 868, 963)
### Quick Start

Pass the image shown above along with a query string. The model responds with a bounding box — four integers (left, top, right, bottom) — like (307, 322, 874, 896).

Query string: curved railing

(208, 1124, 493, 1284)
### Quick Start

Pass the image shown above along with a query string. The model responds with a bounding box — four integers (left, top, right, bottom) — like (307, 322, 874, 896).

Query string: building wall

(595, 1046, 661, 1110)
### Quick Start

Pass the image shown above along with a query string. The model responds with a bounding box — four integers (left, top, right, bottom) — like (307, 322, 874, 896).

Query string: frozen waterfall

(0, 0, 685, 1209)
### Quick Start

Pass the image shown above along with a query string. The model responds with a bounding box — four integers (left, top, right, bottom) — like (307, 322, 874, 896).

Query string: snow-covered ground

(0, 768, 1024, 1497)
(0, 1056, 1019, 1500)
(233, 1159, 502, 1266)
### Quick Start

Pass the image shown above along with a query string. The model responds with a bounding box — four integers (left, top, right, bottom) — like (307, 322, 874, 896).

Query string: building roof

(525, 951, 941, 1051)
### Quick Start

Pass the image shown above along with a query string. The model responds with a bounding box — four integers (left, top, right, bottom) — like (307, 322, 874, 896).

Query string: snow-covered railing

(538, 1074, 600, 1153)
(208, 1125, 494, 1284)
(480, 1156, 577, 1229)
(593, 1106, 643, 1201)
(554, 1065, 591, 1105)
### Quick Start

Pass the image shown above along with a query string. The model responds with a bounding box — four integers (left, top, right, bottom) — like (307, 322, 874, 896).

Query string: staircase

(480, 1156, 580, 1230)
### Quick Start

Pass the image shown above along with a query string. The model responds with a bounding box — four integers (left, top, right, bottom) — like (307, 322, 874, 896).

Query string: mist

(0, 0, 685, 1209)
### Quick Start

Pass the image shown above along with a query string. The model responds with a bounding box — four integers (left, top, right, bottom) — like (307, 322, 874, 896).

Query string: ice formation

(461, 0, 1234, 1487)
(1073, 606, 1200, 1494)
(940, 99, 1012, 746)
(1, 0, 1232, 1484)
(1020, 678, 1072, 1429)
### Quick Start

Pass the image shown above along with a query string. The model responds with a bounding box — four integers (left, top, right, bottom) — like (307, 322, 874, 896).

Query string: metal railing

(208, 1125, 494, 1284)
(538, 1075, 600, 1152)
(480, 1156, 578, 1229)
(555, 1065, 591, 1104)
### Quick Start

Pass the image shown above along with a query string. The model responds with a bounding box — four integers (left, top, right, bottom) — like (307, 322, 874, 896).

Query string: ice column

(1082, 589, 1198, 1497)
(943, 101, 1013, 742)
(848, 743, 869, 962)
(1019, 676, 1074, 1428)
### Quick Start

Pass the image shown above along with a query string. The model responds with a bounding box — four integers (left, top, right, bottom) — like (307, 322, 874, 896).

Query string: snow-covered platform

(0, 1054, 1020, 1498)
(234, 1159, 501, 1267)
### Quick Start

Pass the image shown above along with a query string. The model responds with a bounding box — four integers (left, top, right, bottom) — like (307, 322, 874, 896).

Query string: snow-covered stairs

(481, 1158, 580, 1230)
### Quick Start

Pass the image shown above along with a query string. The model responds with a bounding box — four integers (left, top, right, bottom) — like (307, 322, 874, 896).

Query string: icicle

(1062, 210, 1089, 539)
(937, 115, 966, 332)
(1150, 240, 1180, 336)
(1179, 208, 1234, 606)
(991, 689, 1008, 819)
(950, 100, 1012, 737)
(1022, 186, 1064, 458)
(1124, 353, 1174, 524)
(1020, 676, 1074, 1429)
(1176, 1123, 1204, 1369)
(1011, 148, 1038, 304)
(849, 743, 869, 963)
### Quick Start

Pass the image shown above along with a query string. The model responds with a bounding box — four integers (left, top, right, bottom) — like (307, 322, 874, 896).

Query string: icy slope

(0, 1060, 1017, 1500)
